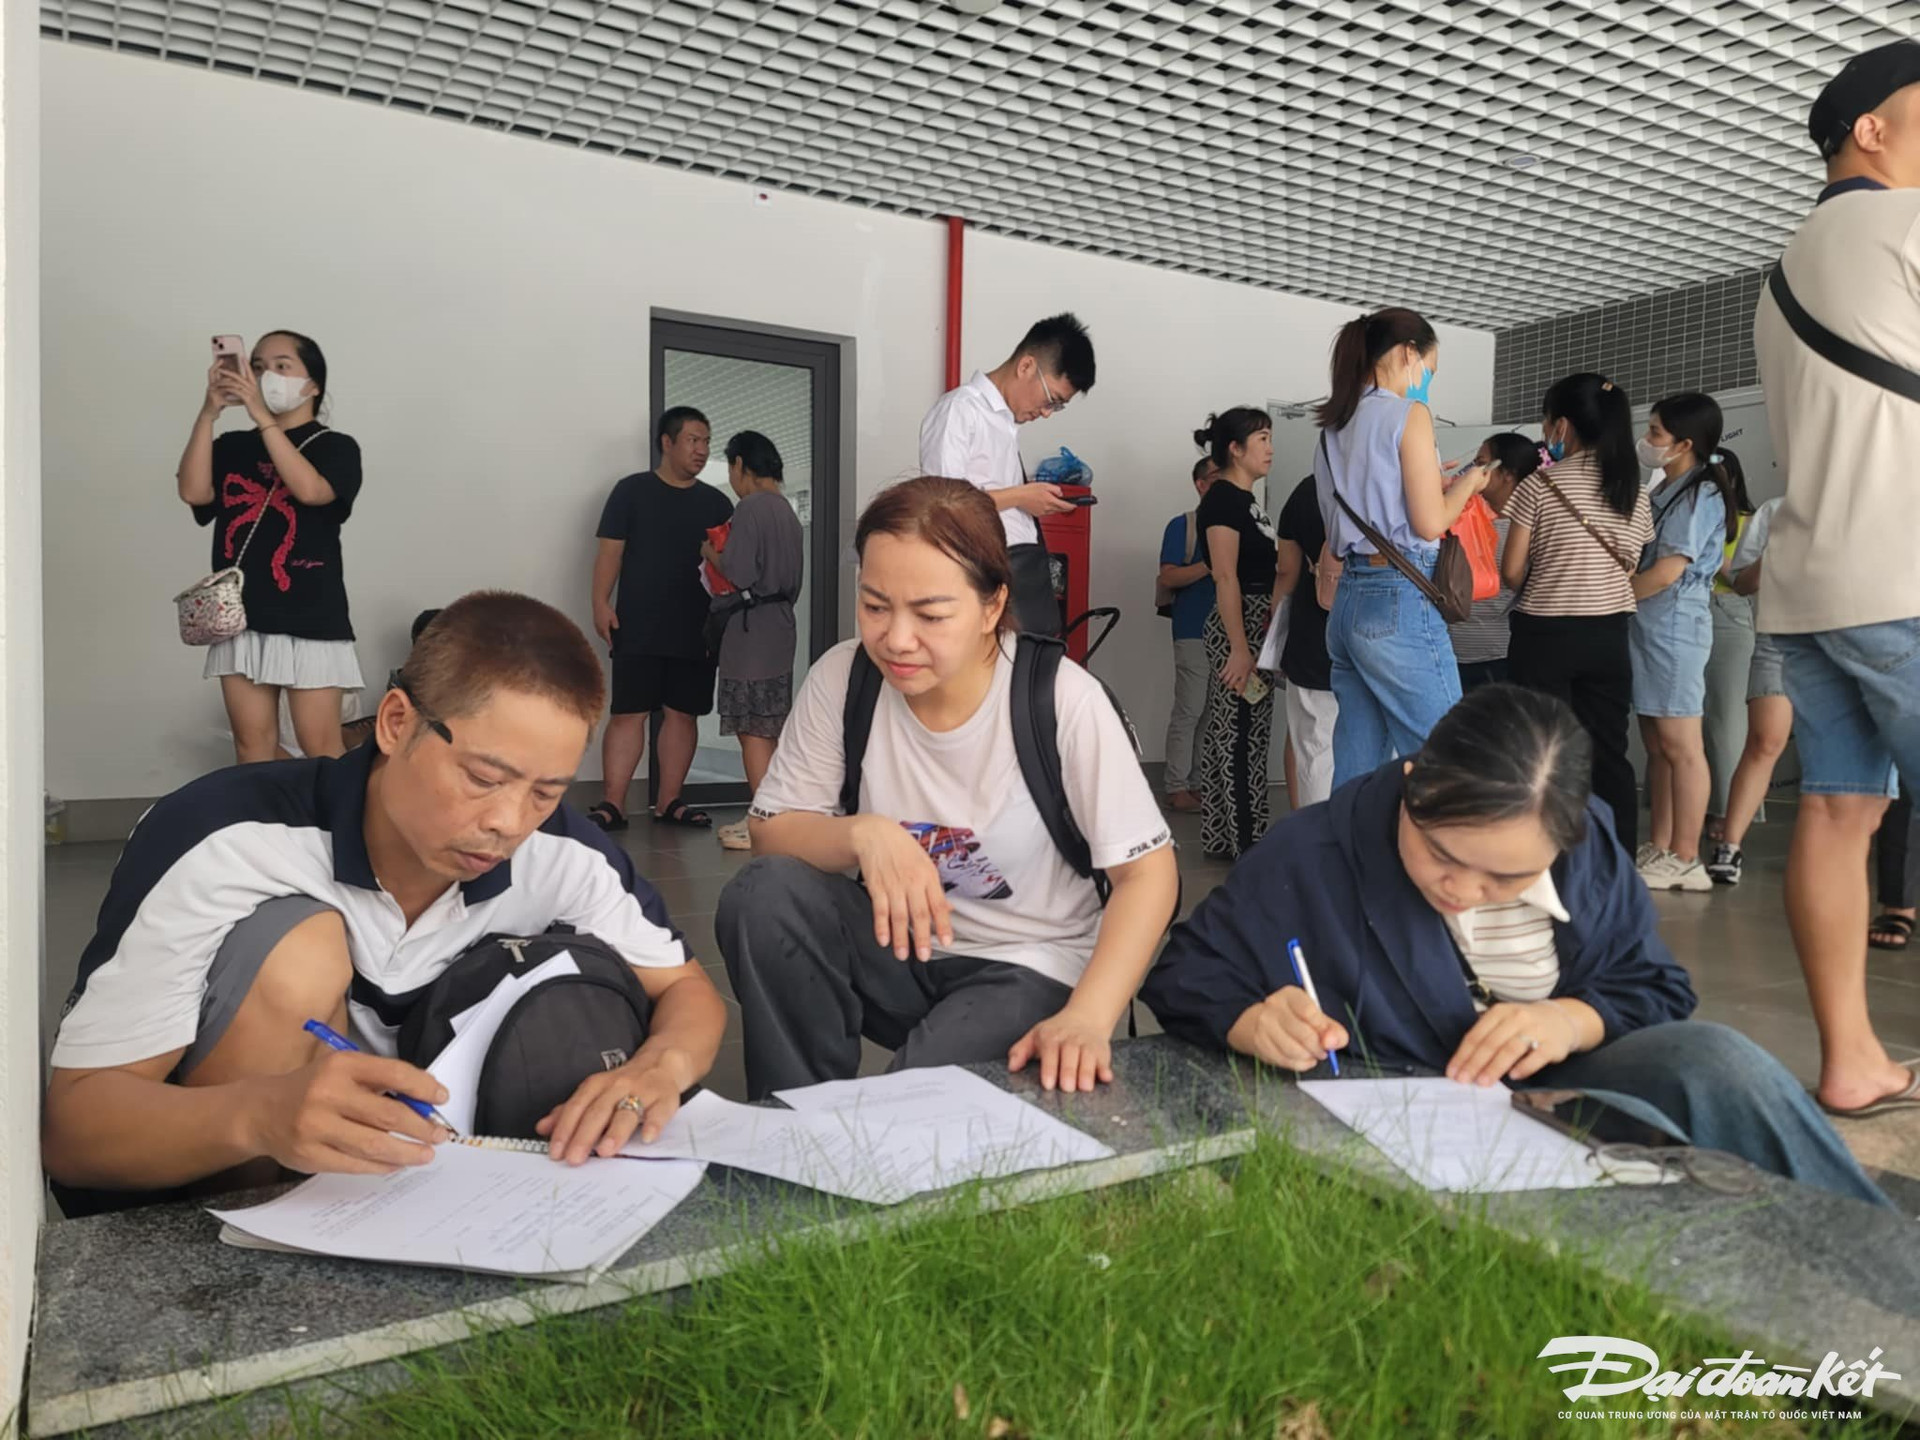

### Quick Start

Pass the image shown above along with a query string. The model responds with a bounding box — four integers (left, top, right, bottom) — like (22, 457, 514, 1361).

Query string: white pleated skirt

(204, 631, 365, 692)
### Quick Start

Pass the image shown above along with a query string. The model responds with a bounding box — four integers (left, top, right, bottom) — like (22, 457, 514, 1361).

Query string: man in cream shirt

(1753, 38, 1920, 1120)
(919, 313, 1097, 635)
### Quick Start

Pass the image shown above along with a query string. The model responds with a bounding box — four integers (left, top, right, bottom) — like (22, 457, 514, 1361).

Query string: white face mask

(1636, 437, 1674, 469)
(258, 370, 313, 416)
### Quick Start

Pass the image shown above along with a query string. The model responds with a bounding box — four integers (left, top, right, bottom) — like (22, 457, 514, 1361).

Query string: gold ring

(616, 1095, 643, 1115)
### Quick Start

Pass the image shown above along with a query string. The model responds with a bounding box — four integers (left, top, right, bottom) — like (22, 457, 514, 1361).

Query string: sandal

(585, 801, 628, 833)
(654, 797, 713, 829)
(1817, 1061, 1920, 1120)
(1869, 913, 1915, 952)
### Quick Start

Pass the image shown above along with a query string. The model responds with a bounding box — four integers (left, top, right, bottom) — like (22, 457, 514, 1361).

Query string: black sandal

(1869, 913, 1915, 952)
(654, 797, 713, 829)
(586, 801, 628, 833)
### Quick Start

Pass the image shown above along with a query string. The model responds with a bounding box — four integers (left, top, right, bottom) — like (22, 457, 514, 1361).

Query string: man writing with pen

(1139, 683, 1892, 1207)
(42, 592, 727, 1216)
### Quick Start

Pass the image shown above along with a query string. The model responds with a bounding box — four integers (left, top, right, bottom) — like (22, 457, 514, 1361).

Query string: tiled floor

(40, 787, 1920, 1186)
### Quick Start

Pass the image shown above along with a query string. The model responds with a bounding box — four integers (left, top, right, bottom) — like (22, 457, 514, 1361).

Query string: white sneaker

(1635, 842, 1660, 869)
(1636, 849, 1676, 884)
(1645, 856, 1714, 892)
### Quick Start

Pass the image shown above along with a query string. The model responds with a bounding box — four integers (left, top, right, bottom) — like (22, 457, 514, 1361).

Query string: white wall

(1, 0, 43, 1422)
(42, 41, 1494, 802)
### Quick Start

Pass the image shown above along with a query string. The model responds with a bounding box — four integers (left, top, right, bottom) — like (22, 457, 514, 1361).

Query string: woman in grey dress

(704, 430, 805, 850)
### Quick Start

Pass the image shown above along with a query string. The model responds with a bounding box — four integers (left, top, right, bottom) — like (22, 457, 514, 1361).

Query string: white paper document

(1256, 594, 1291, 674)
(1298, 1077, 1629, 1193)
(428, 951, 581, 1134)
(622, 1068, 1114, 1205)
(211, 1141, 705, 1281)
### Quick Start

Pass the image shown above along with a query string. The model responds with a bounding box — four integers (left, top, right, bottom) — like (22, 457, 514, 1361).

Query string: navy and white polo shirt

(51, 743, 689, 1070)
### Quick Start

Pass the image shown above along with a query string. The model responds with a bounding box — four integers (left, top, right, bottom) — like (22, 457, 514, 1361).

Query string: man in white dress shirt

(918, 313, 1097, 636)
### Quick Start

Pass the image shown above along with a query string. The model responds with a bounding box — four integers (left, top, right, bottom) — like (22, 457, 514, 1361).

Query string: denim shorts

(1747, 634, 1786, 702)
(1773, 617, 1920, 797)
(1629, 589, 1712, 718)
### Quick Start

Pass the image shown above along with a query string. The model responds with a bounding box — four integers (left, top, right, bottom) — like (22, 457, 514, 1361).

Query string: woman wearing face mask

(1629, 393, 1733, 892)
(1193, 408, 1280, 858)
(1448, 432, 1543, 693)
(1140, 684, 1889, 1207)
(717, 478, 1178, 1100)
(176, 330, 363, 764)
(1315, 308, 1491, 788)
(1501, 373, 1655, 856)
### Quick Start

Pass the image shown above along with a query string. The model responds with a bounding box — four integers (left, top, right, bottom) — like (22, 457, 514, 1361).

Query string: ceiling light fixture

(949, 0, 1004, 14)
(1505, 153, 1542, 170)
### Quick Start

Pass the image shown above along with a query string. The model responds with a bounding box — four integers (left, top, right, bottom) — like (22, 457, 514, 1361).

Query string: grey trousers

(1164, 637, 1209, 794)
(717, 855, 1074, 1101)
(1704, 591, 1757, 818)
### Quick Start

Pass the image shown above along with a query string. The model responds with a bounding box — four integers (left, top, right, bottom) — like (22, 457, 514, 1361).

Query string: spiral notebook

(210, 1139, 706, 1282)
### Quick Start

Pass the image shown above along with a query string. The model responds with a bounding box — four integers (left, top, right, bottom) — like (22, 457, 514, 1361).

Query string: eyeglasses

(1588, 1143, 1762, 1196)
(388, 669, 453, 745)
(1038, 372, 1072, 414)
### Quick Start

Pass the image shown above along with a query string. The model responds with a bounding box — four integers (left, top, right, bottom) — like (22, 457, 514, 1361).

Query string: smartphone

(1241, 671, 1271, 706)
(211, 334, 245, 375)
(1511, 1089, 1682, 1149)
(1063, 494, 1099, 507)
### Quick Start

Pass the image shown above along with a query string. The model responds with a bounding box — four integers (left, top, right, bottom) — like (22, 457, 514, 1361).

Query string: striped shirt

(1441, 872, 1570, 1009)
(1505, 452, 1655, 618)
(51, 743, 689, 1070)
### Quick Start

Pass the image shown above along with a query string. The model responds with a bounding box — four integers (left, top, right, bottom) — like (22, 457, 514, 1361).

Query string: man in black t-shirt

(590, 407, 734, 831)
(1274, 476, 1341, 809)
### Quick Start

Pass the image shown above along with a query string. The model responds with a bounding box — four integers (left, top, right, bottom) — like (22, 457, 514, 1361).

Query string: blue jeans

(1772, 618, 1920, 797)
(1528, 1021, 1892, 1209)
(1327, 561, 1460, 788)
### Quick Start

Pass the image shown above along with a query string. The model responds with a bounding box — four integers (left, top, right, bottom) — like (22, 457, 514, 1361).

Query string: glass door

(651, 319, 842, 799)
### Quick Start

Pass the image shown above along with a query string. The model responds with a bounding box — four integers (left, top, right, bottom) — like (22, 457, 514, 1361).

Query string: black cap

(1810, 39, 1920, 159)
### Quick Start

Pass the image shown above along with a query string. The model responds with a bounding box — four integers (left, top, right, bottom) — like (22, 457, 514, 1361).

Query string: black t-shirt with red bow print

(193, 421, 364, 642)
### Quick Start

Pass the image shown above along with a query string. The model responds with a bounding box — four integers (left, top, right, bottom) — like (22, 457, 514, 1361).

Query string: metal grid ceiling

(40, 0, 1918, 327)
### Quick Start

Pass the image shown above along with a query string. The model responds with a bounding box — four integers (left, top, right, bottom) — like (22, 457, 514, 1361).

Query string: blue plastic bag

(1033, 447, 1092, 488)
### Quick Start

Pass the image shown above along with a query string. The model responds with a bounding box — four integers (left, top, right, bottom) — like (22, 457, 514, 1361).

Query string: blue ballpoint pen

(303, 1019, 461, 1135)
(1285, 938, 1340, 1077)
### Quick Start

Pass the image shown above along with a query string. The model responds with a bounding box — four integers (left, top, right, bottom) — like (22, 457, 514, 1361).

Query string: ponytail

(1542, 372, 1639, 519)
(1193, 407, 1271, 469)
(1316, 307, 1437, 431)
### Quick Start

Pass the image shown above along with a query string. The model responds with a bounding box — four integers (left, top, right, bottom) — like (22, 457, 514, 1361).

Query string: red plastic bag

(1450, 496, 1502, 603)
(704, 523, 736, 596)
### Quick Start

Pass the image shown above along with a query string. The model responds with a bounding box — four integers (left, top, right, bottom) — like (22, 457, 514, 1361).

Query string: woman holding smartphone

(177, 331, 364, 764)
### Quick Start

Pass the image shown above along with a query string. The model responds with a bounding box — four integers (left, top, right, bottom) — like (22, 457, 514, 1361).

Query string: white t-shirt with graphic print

(749, 639, 1172, 988)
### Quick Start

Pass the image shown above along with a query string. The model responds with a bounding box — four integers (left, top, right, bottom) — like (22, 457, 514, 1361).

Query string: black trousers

(1508, 611, 1637, 855)
(1008, 543, 1063, 638)
(1877, 778, 1920, 909)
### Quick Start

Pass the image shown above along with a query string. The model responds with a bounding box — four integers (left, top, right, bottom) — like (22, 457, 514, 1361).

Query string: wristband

(1542, 1000, 1581, 1052)
(258, 422, 282, 435)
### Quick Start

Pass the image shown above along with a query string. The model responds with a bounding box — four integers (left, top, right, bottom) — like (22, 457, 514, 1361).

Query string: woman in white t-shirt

(718, 478, 1178, 1100)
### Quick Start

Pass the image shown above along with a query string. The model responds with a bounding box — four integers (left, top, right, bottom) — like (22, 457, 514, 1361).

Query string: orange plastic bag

(1450, 495, 1502, 603)
(704, 523, 736, 596)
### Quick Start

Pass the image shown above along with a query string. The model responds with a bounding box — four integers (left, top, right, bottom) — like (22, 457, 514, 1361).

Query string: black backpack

(840, 634, 1147, 900)
(394, 929, 654, 1139)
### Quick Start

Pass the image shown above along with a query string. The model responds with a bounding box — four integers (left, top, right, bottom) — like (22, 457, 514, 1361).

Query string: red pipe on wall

(944, 215, 966, 392)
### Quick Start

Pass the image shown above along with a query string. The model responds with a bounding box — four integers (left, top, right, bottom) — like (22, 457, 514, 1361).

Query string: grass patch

(250, 1134, 1908, 1439)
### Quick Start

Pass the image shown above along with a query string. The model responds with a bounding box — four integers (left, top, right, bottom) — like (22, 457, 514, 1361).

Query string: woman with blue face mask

(1500, 374, 1655, 856)
(176, 330, 365, 764)
(1314, 307, 1492, 787)
(1630, 392, 1735, 893)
